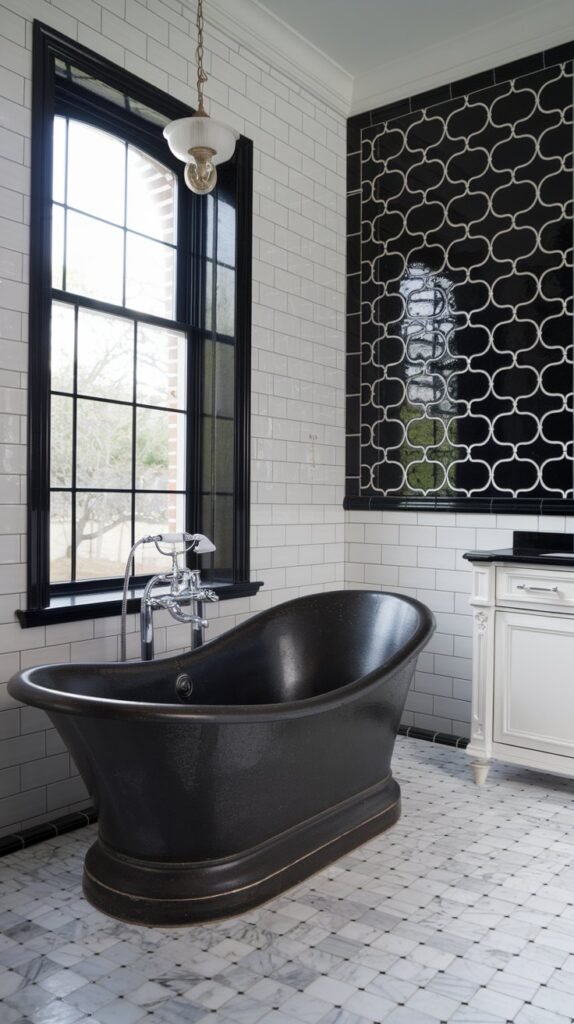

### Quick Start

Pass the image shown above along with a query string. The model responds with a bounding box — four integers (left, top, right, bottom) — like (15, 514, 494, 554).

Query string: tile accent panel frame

(346, 42, 574, 515)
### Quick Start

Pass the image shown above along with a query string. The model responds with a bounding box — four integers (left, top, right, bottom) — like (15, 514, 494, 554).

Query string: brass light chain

(195, 0, 209, 115)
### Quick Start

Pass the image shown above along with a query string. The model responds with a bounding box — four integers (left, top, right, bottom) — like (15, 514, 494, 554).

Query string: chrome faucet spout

(139, 567, 218, 657)
(142, 569, 218, 652)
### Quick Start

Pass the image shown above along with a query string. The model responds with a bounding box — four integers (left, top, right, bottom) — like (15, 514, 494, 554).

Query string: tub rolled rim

(8, 591, 436, 723)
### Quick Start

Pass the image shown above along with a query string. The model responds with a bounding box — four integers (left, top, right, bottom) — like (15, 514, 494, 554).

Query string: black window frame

(19, 21, 260, 628)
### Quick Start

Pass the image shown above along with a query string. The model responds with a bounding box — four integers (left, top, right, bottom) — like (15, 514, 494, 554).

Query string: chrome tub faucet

(121, 533, 219, 661)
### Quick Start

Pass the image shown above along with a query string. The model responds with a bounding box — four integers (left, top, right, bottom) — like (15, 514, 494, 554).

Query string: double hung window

(21, 23, 256, 626)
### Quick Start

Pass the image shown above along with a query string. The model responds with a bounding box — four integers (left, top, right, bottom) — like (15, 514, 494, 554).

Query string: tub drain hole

(175, 674, 194, 701)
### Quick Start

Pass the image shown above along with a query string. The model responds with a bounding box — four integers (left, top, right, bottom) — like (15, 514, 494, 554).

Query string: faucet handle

(201, 588, 219, 602)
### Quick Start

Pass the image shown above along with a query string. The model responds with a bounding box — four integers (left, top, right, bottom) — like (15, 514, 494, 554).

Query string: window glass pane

(52, 204, 65, 291)
(50, 395, 73, 488)
(136, 407, 185, 490)
(205, 260, 213, 331)
(126, 98, 170, 128)
(76, 491, 132, 580)
(53, 116, 66, 204)
(217, 200, 235, 266)
(125, 233, 175, 318)
(134, 492, 185, 574)
(213, 494, 233, 571)
(127, 147, 176, 244)
(202, 493, 233, 573)
(137, 323, 186, 409)
(217, 340, 235, 419)
(217, 344, 235, 420)
(203, 338, 235, 418)
(51, 301, 75, 393)
(66, 210, 124, 305)
(76, 398, 132, 488)
(216, 264, 235, 336)
(67, 120, 125, 225)
(64, 65, 129, 112)
(203, 338, 214, 415)
(202, 415, 234, 493)
(50, 491, 72, 583)
(206, 194, 214, 260)
(54, 64, 171, 127)
(202, 418, 213, 492)
(77, 308, 134, 402)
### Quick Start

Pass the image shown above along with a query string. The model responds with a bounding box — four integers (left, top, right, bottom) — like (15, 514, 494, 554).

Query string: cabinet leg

(471, 760, 490, 785)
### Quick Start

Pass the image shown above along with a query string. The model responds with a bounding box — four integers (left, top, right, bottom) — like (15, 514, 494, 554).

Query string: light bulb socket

(184, 151, 217, 194)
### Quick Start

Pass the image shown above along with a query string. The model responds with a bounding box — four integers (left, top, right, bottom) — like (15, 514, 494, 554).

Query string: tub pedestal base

(83, 776, 401, 926)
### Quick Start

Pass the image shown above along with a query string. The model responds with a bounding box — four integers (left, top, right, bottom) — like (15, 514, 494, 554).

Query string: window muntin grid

(51, 116, 177, 319)
(49, 117, 188, 584)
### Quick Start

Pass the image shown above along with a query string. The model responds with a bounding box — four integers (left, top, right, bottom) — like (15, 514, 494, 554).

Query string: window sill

(16, 580, 264, 629)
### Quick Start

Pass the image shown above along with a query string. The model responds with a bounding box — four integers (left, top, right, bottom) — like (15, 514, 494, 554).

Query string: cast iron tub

(9, 590, 435, 926)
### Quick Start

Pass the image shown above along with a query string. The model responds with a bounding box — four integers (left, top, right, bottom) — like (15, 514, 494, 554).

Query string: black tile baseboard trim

(343, 496, 574, 515)
(398, 724, 469, 749)
(0, 805, 97, 858)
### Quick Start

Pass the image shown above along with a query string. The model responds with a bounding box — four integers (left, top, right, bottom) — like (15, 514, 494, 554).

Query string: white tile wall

(346, 510, 574, 737)
(2, 0, 567, 835)
(0, 0, 347, 833)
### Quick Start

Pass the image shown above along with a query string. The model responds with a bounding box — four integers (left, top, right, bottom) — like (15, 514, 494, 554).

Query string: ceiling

(255, 0, 550, 75)
(210, 0, 574, 115)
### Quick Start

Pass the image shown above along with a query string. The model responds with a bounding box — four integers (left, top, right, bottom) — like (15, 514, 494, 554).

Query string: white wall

(0, 0, 347, 834)
(2, 0, 570, 836)
(346, 511, 574, 737)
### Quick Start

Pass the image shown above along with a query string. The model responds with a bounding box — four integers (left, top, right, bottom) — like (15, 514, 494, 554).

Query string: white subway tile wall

(345, 510, 574, 737)
(0, 0, 570, 836)
(0, 0, 346, 834)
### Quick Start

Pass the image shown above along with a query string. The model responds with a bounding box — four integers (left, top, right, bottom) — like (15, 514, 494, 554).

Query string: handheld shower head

(153, 533, 216, 554)
(189, 533, 216, 554)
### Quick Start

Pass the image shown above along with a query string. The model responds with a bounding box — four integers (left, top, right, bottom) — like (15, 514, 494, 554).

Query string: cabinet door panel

(494, 610, 574, 756)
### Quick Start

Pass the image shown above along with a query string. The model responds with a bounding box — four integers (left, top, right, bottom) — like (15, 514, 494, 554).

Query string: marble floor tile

(3, 738, 574, 1024)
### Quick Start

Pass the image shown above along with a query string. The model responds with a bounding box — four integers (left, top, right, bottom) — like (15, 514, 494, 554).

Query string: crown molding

(351, 0, 574, 115)
(201, 0, 573, 121)
(206, 0, 353, 117)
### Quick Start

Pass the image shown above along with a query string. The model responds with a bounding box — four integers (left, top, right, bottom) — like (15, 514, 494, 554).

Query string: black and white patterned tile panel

(346, 47, 574, 513)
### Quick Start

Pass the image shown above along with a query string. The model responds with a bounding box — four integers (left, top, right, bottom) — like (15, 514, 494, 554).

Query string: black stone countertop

(464, 531, 574, 568)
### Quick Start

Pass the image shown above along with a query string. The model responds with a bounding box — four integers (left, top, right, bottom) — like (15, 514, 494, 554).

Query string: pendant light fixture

(163, 0, 238, 194)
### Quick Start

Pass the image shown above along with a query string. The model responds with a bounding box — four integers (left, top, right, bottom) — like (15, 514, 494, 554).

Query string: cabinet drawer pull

(515, 584, 559, 593)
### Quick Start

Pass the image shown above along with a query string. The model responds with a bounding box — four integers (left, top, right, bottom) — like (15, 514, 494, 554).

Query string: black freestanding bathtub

(9, 590, 434, 926)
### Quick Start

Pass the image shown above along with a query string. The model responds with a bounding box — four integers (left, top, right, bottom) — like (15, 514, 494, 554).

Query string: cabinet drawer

(496, 567, 574, 609)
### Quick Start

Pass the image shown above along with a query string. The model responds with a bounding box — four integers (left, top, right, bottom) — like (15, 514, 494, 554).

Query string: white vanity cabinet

(467, 560, 574, 783)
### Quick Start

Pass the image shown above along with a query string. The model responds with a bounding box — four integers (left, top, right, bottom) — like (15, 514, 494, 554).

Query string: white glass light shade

(163, 116, 238, 167)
